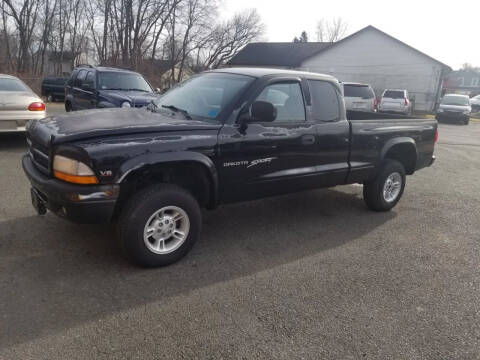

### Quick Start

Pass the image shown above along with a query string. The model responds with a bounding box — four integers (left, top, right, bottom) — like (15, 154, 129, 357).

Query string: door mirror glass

(81, 82, 93, 91)
(251, 101, 277, 122)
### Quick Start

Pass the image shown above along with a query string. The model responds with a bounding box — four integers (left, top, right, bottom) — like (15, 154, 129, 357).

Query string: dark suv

(65, 66, 159, 112)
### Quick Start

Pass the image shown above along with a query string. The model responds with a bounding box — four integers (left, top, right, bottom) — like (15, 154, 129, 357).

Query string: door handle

(301, 135, 316, 145)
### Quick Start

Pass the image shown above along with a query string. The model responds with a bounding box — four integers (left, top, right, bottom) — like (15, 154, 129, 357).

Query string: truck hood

(27, 108, 221, 147)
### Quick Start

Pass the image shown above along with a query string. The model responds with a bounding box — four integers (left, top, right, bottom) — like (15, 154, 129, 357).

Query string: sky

(220, 0, 480, 70)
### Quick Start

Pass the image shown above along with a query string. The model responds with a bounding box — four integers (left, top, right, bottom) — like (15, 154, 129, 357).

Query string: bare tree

(316, 17, 348, 42)
(0, 0, 264, 82)
(199, 9, 264, 69)
(3, 0, 41, 72)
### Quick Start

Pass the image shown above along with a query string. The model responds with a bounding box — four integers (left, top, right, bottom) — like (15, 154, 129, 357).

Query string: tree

(293, 30, 308, 43)
(316, 17, 347, 42)
(461, 63, 480, 72)
(0, 0, 264, 83)
(3, 0, 41, 72)
(198, 9, 264, 69)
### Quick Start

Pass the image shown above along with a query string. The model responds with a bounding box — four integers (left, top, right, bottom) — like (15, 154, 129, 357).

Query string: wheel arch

(381, 137, 418, 175)
(115, 152, 219, 214)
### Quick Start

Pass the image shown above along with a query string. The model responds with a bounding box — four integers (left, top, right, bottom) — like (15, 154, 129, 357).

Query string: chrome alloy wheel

(143, 206, 190, 254)
(383, 172, 402, 203)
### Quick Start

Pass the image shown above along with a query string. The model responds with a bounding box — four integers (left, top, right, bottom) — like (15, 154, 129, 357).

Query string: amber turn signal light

(54, 170, 99, 185)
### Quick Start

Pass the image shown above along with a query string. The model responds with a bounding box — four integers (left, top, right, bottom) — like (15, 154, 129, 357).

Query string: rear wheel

(363, 160, 406, 212)
(118, 184, 201, 267)
(65, 101, 72, 112)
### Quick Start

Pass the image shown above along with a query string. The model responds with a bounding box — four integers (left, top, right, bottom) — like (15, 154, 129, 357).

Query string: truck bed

(345, 110, 437, 183)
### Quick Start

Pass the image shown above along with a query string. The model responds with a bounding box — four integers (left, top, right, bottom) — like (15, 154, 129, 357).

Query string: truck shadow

(0, 187, 395, 349)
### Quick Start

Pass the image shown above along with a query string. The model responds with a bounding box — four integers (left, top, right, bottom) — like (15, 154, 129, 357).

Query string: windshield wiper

(161, 105, 192, 120)
(128, 88, 150, 92)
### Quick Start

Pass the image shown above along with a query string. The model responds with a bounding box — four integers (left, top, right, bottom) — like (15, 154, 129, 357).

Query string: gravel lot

(0, 122, 479, 359)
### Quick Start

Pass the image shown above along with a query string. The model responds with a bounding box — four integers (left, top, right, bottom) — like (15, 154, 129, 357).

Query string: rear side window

(85, 71, 96, 88)
(308, 80, 340, 121)
(344, 85, 374, 99)
(383, 90, 405, 99)
(256, 82, 306, 122)
(74, 70, 87, 87)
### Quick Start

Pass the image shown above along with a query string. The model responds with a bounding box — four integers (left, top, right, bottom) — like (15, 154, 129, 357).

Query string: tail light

(434, 129, 438, 144)
(404, 98, 409, 106)
(374, 98, 378, 110)
(28, 102, 46, 111)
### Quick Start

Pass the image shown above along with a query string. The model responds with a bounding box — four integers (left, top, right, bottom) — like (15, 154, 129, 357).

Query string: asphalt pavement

(0, 122, 479, 359)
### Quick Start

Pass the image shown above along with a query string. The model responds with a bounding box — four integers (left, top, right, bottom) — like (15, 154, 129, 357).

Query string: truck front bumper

(22, 154, 119, 224)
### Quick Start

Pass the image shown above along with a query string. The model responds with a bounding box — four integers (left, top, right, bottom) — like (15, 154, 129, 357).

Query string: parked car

(436, 94, 471, 125)
(378, 89, 411, 115)
(41, 76, 68, 102)
(23, 68, 437, 267)
(64, 65, 159, 112)
(470, 95, 480, 112)
(342, 82, 377, 112)
(0, 74, 46, 132)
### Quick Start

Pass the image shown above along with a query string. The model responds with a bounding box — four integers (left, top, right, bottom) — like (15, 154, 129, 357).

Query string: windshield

(0, 78, 30, 92)
(98, 72, 152, 92)
(153, 73, 253, 121)
(441, 95, 470, 106)
(344, 84, 374, 99)
(383, 90, 405, 99)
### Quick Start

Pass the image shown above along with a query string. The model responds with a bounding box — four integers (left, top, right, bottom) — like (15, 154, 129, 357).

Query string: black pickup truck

(23, 68, 437, 267)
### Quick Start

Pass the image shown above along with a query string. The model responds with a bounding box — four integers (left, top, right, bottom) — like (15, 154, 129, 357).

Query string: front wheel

(118, 184, 201, 267)
(363, 160, 406, 212)
(65, 101, 72, 112)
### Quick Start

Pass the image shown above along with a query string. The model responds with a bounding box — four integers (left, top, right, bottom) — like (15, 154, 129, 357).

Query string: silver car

(379, 89, 411, 115)
(470, 95, 480, 112)
(342, 82, 376, 112)
(0, 74, 46, 132)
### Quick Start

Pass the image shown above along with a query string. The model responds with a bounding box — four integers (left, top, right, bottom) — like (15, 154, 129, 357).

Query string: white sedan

(0, 74, 46, 132)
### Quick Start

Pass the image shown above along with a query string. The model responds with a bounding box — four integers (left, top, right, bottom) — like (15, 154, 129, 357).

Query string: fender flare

(116, 151, 219, 206)
(380, 137, 418, 171)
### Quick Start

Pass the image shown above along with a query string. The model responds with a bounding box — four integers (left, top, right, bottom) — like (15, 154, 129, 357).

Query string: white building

(228, 26, 452, 112)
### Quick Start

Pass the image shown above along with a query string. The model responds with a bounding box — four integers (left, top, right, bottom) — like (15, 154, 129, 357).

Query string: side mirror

(154, 88, 161, 94)
(81, 83, 94, 92)
(250, 101, 277, 122)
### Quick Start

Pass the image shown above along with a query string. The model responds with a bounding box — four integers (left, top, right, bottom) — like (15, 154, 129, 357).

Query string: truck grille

(27, 137, 51, 175)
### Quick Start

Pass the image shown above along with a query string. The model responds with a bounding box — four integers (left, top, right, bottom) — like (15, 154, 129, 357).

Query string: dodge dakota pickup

(23, 68, 438, 267)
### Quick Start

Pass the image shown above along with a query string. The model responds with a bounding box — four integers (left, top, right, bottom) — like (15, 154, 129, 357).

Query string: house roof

(227, 42, 332, 67)
(228, 25, 452, 71)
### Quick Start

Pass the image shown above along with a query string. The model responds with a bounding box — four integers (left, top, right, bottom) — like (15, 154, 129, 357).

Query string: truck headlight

(121, 101, 131, 108)
(463, 110, 470, 115)
(53, 155, 99, 184)
(437, 108, 444, 113)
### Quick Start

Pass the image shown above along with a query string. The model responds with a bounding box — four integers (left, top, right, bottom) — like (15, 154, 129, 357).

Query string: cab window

(74, 70, 87, 88)
(256, 82, 306, 122)
(308, 80, 340, 122)
(84, 71, 96, 89)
